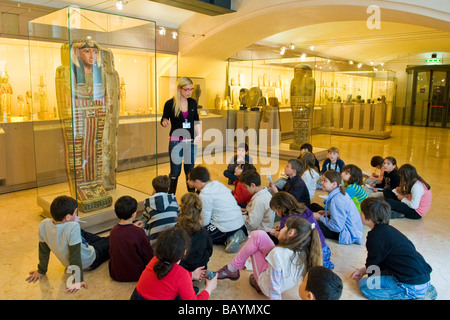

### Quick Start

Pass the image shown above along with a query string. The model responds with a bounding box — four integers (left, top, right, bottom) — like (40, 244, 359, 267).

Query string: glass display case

(28, 6, 158, 232)
(227, 55, 396, 153)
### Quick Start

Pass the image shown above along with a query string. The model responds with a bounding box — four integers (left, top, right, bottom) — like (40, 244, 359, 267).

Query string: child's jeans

(358, 274, 430, 300)
(231, 230, 275, 280)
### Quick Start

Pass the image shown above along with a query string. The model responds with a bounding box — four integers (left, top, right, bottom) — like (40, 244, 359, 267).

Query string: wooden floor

(1, 125, 449, 300)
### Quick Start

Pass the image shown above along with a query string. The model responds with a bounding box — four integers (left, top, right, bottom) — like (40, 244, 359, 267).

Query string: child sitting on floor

(298, 143, 320, 172)
(384, 164, 432, 219)
(26, 195, 110, 294)
(270, 158, 311, 207)
(298, 266, 343, 300)
(269, 191, 334, 269)
(341, 164, 369, 212)
(313, 170, 363, 245)
(109, 196, 154, 282)
(320, 146, 345, 175)
(240, 170, 276, 233)
(178, 192, 213, 272)
(216, 216, 322, 300)
(223, 142, 253, 185)
(300, 151, 321, 203)
(350, 197, 437, 300)
(138, 175, 179, 248)
(368, 156, 400, 198)
(131, 227, 218, 300)
(232, 162, 256, 208)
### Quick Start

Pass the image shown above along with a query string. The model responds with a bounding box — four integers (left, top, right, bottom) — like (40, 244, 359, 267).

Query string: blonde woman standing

(161, 77, 202, 194)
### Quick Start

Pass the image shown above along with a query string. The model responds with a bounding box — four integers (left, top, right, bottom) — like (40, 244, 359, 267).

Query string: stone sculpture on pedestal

(290, 64, 315, 150)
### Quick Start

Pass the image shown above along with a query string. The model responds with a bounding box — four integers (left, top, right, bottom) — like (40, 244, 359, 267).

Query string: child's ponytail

(152, 226, 190, 280)
(281, 217, 323, 277)
(306, 227, 323, 274)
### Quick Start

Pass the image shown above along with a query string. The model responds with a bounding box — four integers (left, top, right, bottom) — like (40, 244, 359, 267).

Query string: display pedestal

(37, 184, 149, 234)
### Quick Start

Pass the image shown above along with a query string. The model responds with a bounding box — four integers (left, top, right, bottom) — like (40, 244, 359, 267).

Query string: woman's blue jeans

(168, 140, 197, 194)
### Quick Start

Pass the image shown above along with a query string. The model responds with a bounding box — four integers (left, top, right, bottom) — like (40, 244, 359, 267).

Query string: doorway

(406, 66, 450, 128)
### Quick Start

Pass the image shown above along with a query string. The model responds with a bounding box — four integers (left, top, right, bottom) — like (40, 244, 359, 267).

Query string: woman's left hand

(194, 135, 202, 145)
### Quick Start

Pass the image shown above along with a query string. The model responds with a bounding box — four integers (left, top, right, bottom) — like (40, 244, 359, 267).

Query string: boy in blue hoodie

(138, 175, 179, 248)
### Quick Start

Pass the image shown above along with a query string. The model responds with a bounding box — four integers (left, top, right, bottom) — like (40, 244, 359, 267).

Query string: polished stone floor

(0, 125, 449, 300)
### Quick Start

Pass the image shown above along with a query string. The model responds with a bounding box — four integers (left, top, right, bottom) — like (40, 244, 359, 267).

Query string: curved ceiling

(178, 0, 450, 66)
(17, 0, 450, 67)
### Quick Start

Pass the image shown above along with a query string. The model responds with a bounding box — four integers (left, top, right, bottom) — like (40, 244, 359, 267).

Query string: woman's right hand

(161, 118, 169, 127)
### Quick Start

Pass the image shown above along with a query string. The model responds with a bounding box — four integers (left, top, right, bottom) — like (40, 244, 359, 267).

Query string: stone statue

(191, 84, 202, 108)
(239, 88, 249, 110)
(17, 95, 25, 117)
(248, 87, 262, 111)
(0, 72, 13, 118)
(119, 77, 127, 115)
(290, 64, 315, 150)
(101, 48, 120, 192)
(55, 39, 119, 212)
(26, 91, 33, 120)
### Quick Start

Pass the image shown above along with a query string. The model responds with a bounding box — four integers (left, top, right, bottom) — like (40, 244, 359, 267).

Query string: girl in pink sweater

(384, 164, 431, 219)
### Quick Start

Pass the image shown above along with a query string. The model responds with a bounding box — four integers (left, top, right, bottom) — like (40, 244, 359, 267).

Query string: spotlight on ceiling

(116, 0, 126, 10)
(280, 47, 286, 55)
(172, 31, 178, 39)
(289, 43, 295, 50)
(159, 27, 166, 35)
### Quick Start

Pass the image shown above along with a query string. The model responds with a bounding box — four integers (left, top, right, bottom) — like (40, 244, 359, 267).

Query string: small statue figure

(191, 84, 202, 108)
(26, 91, 33, 120)
(239, 88, 249, 110)
(17, 95, 25, 117)
(290, 64, 316, 150)
(119, 77, 127, 115)
(0, 71, 13, 118)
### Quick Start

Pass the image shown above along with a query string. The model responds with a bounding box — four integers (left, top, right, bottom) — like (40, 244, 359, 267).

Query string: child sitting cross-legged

(109, 196, 154, 282)
(350, 197, 437, 300)
(313, 170, 363, 245)
(269, 191, 334, 270)
(216, 216, 322, 300)
(131, 226, 218, 300)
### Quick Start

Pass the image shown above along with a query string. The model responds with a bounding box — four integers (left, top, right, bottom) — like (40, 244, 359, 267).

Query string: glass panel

(429, 71, 447, 127)
(29, 7, 156, 231)
(447, 75, 450, 128)
(413, 71, 430, 126)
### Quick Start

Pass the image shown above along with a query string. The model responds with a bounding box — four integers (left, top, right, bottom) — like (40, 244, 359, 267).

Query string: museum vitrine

(28, 6, 158, 232)
(227, 55, 396, 149)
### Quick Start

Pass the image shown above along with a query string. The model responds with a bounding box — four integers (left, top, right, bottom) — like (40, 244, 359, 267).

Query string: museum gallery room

(0, 0, 449, 303)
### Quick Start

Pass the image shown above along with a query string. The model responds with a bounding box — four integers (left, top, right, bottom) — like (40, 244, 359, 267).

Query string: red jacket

(136, 257, 209, 300)
(232, 180, 253, 205)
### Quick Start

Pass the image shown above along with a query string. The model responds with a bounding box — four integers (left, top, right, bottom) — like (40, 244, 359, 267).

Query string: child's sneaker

(416, 285, 437, 300)
(225, 229, 247, 253)
(216, 265, 240, 281)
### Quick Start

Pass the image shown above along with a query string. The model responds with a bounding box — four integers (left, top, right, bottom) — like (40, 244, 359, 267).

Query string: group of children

(26, 142, 436, 301)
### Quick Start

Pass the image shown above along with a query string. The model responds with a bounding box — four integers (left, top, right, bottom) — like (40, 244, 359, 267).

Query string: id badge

(182, 121, 191, 129)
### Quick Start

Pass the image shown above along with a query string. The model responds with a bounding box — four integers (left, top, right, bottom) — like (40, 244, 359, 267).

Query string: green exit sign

(425, 58, 442, 64)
